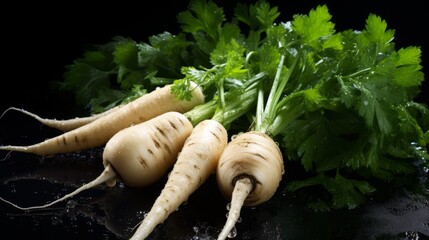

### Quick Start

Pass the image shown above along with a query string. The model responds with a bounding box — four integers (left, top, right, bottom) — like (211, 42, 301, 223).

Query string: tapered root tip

(217, 178, 253, 240)
(0, 146, 30, 160)
(0, 146, 31, 154)
(0, 164, 117, 211)
(129, 207, 169, 240)
(0, 107, 21, 119)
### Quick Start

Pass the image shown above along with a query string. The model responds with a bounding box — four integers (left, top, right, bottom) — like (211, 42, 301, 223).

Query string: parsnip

(0, 111, 193, 210)
(126, 70, 267, 240)
(0, 82, 204, 156)
(216, 45, 291, 239)
(129, 119, 228, 240)
(216, 131, 284, 240)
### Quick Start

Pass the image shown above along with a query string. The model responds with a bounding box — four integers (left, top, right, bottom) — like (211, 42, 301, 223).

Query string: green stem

(254, 80, 265, 132)
(218, 76, 226, 110)
(184, 100, 217, 126)
(272, 53, 299, 112)
(184, 73, 266, 128)
(342, 67, 372, 78)
(267, 101, 304, 136)
(263, 54, 285, 123)
(260, 50, 300, 133)
(212, 73, 266, 127)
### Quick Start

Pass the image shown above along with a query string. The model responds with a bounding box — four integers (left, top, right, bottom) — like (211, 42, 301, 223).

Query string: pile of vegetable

(1, 0, 428, 239)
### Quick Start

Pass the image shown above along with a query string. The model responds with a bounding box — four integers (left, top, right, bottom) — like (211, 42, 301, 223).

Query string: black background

(0, 0, 427, 114)
(0, 1, 428, 240)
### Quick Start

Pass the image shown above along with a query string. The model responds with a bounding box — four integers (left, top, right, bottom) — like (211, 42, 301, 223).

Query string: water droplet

(226, 202, 231, 211)
(227, 226, 237, 238)
(231, 132, 244, 141)
(66, 200, 77, 209)
(136, 210, 146, 218)
(51, 215, 63, 225)
(423, 167, 429, 173)
(237, 217, 242, 223)
(404, 231, 419, 240)
(363, 101, 368, 106)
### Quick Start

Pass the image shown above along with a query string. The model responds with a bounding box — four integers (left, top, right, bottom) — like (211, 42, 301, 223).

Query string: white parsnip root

(0, 82, 204, 156)
(0, 105, 121, 132)
(102, 111, 194, 187)
(0, 111, 193, 210)
(130, 119, 228, 240)
(216, 131, 284, 240)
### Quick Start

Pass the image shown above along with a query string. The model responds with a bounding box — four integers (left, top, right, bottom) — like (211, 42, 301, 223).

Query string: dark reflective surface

(0, 137, 428, 240)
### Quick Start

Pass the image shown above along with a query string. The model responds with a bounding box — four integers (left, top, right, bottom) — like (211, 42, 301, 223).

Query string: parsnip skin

(0, 82, 204, 156)
(216, 131, 284, 240)
(103, 111, 194, 187)
(130, 119, 228, 240)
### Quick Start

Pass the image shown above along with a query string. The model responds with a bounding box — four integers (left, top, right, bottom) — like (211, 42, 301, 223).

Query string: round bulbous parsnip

(102, 111, 195, 187)
(216, 131, 284, 240)
(0, 111, 193, 210)
(0, 82, 204, 156)
(130, 119, 228, 240)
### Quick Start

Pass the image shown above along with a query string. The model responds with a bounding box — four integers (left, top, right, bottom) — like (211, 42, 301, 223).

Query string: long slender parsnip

(216, 131, 284, 240)
(0, 105, 121, 132)
(130, 119, 228, 240)
(0, 111, 193, 210)
(0, 82, 204, 156)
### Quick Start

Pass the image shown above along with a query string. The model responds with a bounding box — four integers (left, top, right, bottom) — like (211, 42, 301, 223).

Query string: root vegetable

(0, 111, 193, 210)
(0, 82, 204, 156)
(128, 62, 267, 240)
(0, 105, 121, 132)
(216, 131, 284, 240)
(130, 119, 228, 240)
